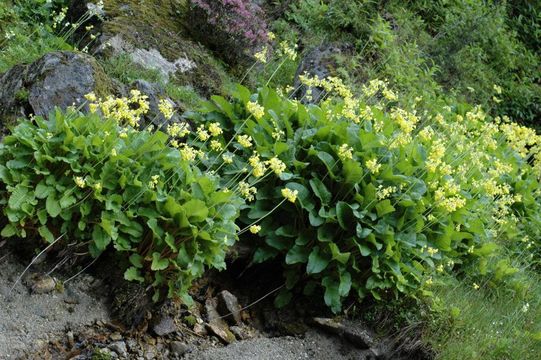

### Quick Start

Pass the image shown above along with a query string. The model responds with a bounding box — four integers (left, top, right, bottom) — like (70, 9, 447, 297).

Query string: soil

(0, 250, 110, 359)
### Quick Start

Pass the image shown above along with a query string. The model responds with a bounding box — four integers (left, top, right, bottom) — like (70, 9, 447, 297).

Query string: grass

(424, 272, 541, 359)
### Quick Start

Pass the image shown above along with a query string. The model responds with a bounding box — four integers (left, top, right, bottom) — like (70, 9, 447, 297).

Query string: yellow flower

(158, 99, 175, 120)
(93, 182, 102, 191)
(222, 153, 234, 164)
(493, 84, 502, 94)
(425, 277, 433, 286)
(267, 32, 276, 41)
(266, 157, 286, 176)
(427, 247, 439, 256)
(366, 158, 381, 174)
(74, 176, 86, 188)
(237, 134, 253, 148)
(180, 145, 197, 162)
(208, 122, 223, 137)
(210, 140, 223, 151)
(110, 148, 117, 157)
(281, 188, 298, 203)
(246, 101, 265, 120)
(254, 47, 268, 63)
(249, 225, 261, 234)
(337, 144, 353, 161)
(249, 153, 267, 178)
(197, 126, 210, 141)
(473, 283, 480, 290)
(167, 122, 190, 138)
(84, 92, 97, 102)
(239, 181, 257, 201)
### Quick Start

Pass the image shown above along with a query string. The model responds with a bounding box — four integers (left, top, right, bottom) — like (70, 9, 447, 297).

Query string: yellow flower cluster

(167, 122, 190, 138)
(426, 139, 446, 173)
(338, 144, 353, 161)
(281, 188, 298, 203)
(158, 99, 175, 120)
(249, 153, 267, 178)
(376, 185, 397, 200)
(86, 90, 149, 127)
(74, 176, 86, 188)
(210, 140, 223, 151)
(249, 225, 261, 234)
(148, 174, 159, 189)
(222, 153, 234, 164)
(208, 122, 223, 137)
(246, 101, 265, 120)
(237, 134, 253, 148)
(197, 126, 210, 141)
(266, 157, 286, 176)
(366, 158, 381, 174)
(239, 181, 257, 202)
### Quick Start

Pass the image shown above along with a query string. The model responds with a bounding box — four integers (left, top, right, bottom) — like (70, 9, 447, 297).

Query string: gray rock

(170, 341, 189, 356)
(205, 297, 236, 344)
(312, 317, 377, 349)
(0, 51, 112, 124)
(293, 43, 353, 104)
(152, 316, 177, 336)
(26, 274, 57, 294)
(109, 341, 128, 358)
(217, 290, 243, 326)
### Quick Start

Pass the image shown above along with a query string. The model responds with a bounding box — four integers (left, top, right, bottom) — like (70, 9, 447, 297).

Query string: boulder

(0, 51, 112, 127)
(67, 0, 229, 96)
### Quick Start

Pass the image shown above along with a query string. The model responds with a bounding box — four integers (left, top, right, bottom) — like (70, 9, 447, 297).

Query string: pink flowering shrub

(188, 0, 269, 65)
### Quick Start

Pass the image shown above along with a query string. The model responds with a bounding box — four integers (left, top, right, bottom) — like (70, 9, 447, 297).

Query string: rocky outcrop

(68, 0, 230, 96)
(0, 51, 112, 127)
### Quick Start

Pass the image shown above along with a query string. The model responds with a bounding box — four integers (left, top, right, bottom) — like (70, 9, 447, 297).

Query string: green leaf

(35, 183, 52, 199)
(274, 289, 293, 308)
(307, 246, 330, 274)
(124, 266, 144, 282)
(184, 199, 209, 222)
(329, 243, 350, 264)
(129, 253, 144, 268)
(336, 201, 354, 229)
(59, 194, 76, 209)
(9, 186, 30, 210)
(38, 225, 54, 243)
(285, 245, 310, 264)
(46, 194, 61, 218)
(375, 200, 395, 217)
(92, 225, 111, 251)
(309, 178, 331, 204)
(151, 252, 169, 271)
(322, 276, 341, 313)
(339, 271, 352, 297)
(1, 224, 17, 237)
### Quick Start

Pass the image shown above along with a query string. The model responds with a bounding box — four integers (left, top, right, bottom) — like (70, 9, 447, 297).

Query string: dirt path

(0, 251, 110, 359)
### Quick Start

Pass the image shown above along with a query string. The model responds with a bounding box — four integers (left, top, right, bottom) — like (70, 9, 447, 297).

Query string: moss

(99, 0, 232, 96)
(88, 55, 115, 98)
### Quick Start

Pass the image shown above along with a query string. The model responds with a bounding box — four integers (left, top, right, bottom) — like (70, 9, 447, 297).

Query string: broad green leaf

(151, 252, 169, 271)
(184, 199, 209, 222)
(375, 200, 395, 217)
(309, 178, 331, 204)
(46, 194, 61, 218)
(307, 246, 330, 274)
(1, 224, 17, 237)
(124, 267, 144, 282)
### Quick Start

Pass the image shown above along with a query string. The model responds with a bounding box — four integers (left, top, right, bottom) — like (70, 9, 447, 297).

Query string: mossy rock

(0, 51, 114, 129)
(70, 0, 232, 97)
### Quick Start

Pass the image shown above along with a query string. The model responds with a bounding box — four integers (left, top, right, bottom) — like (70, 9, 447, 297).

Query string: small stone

(110, 332, 122, 341)
(229, 325, 258, 340)
(193, 323, 207, 336)
(170, 341, 189, 356)
(66, 331, 74, 347)
(28, 274, 56, 294)
(109, 341, 128, 358)
(217, 290, 243, 325)
(152, 316, 176, 336)
(205, 297, 236, 344)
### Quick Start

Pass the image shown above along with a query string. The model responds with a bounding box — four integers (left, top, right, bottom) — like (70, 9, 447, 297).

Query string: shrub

(187, 0, 269, 65)
(0, 101, 242, 303)
(193, 79, 541, 312)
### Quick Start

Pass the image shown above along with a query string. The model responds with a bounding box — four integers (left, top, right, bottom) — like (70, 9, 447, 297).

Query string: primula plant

(0, 96, 243, 303)
(192, 78, 541, 312)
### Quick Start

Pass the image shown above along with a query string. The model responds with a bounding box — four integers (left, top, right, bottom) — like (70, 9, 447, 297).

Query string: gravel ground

(184, 329, 374, 360)
(0, 251, 110, 359)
